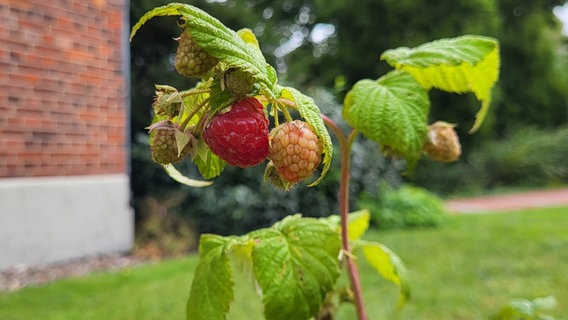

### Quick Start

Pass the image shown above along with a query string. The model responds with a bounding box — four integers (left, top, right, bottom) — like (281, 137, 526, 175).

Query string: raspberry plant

(131, 3, 499, 320)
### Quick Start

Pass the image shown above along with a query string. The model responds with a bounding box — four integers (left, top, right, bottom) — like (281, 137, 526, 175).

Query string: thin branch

(178, 88, 210, 97)
(322, 114, 367, 320)
(180, 97, 209, 131)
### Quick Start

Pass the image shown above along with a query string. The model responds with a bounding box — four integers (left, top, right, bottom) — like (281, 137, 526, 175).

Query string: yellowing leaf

(381, 35, 500, 132)
(237, 28, 260, 49)
(347, 210, 370, 241)
(321, 210, 371, 241)
(358, 240, 410, 307)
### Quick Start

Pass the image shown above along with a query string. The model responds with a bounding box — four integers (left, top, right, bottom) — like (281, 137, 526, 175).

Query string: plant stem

(181, 98, 209, 132)
(178, 88, 210, 97)
(322, 115, 367, 320)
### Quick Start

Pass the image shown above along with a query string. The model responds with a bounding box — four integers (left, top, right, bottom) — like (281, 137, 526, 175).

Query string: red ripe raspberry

(269, 120, 322, 184)
(203, 98, 269, 167)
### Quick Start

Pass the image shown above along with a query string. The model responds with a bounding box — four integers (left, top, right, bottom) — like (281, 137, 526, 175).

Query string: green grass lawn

(1, 206, 567, 320)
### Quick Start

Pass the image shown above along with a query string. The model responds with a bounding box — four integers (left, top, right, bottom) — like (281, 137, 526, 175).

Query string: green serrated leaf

(357, 240, 410, 308)
(381, 35, 500, 132)
(130, 3, 278, 96)
(130, 3, 186, 41)
(187, 234, 235, 320)
(279, 87, 333, 186)
(162, 164, 213, 187)
(343, 71, 429, 170)
(249, 215, 341, 320)
(194, 140, 225, 180)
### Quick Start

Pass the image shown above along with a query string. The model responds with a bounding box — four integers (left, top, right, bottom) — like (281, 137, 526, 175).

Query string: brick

(1, 0, 127, 178)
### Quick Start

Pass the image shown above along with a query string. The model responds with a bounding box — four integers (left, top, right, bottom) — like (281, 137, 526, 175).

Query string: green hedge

(358, 184, 446, 230)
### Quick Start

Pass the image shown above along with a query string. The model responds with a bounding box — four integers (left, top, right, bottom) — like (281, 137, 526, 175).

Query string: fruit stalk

(322, 114, 368, 320)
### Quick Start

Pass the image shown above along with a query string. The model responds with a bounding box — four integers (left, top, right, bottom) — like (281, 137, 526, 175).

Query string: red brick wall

(0, 0, 128, 177)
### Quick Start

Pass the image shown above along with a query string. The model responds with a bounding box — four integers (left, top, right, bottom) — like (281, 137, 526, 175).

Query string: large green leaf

(186, 235, 235, 320)
(250, 215, 341, 320)
(381, 35, 500, 132)
(343, 71, 430, 170)
(279, 87, 333, 186)
(130, 3, 277, 95)
(357, 240, 410, 308)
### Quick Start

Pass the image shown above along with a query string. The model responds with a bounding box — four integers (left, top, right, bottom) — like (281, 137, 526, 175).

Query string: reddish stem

(322, 114, 368, 320)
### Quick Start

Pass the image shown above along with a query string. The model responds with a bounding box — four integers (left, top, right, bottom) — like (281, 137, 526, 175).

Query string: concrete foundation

(0, 174, 133, 270)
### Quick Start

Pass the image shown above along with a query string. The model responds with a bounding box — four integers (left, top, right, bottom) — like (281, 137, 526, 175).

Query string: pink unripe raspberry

(203, 98, 269, 167)
(269, 120, 322, 184)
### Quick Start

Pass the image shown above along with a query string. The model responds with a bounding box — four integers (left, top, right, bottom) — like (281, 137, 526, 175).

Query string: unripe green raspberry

(149, 121, 195, 165)
(175, 29, 218, 78)
(223, 68, 254, 98)
(423, 121, 461, 162)
(152, 85, 183, 118)
(269, 120, 322, 184)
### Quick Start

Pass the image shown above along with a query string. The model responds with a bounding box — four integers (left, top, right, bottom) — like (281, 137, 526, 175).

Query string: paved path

(445, 188, 568, 214)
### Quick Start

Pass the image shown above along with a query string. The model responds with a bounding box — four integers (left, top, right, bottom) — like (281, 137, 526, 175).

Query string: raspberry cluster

(146, 24, 324, 188)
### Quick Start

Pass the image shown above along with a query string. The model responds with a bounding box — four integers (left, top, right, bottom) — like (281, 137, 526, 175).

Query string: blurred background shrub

(411, 125, 568, 196)
(358, 184, 447, 230)
(134, 194, 198, 258)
